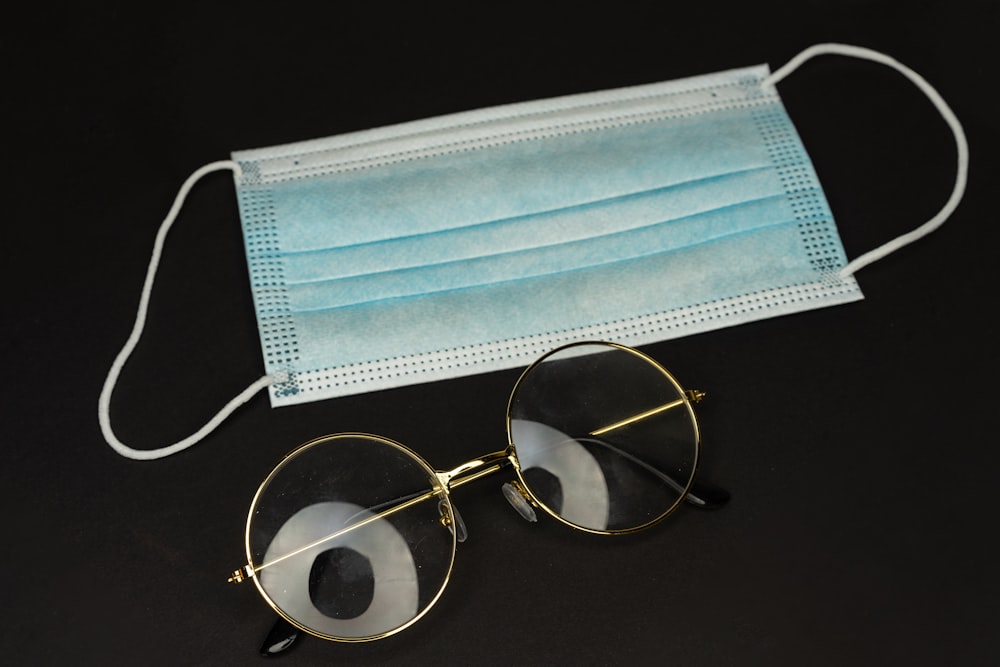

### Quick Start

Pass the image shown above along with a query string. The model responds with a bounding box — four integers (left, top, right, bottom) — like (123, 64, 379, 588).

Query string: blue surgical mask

(99, 43, 967, 459)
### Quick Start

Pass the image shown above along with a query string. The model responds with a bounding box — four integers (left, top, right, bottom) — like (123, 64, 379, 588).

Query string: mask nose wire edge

(762, 42, 969, 278)
(97, 160, 285, 461)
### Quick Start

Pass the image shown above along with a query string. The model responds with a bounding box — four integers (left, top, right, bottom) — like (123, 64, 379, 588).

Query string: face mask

(99, 43, 968, 459)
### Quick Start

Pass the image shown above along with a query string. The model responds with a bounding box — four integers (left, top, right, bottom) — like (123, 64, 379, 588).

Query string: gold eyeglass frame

(229, 340, 704, 643)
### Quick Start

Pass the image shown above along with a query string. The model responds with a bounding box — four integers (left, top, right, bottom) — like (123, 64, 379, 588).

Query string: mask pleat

(231, 63, 862, 406)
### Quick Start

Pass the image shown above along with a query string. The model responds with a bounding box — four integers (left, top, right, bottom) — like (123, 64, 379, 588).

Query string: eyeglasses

(228, 341, 727, 651)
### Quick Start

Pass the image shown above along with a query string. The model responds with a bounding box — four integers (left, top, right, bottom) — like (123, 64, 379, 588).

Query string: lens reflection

(507, 343, 700, 532)
(246, 434, 456, 641)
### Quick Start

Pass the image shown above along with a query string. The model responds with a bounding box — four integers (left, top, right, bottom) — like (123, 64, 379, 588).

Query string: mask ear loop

(98, 161, 286, 460)
(762, 43, 969, 278)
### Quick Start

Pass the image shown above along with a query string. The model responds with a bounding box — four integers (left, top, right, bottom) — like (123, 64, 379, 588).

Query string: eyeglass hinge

(227, 565, 254, 584)
(685, 389, 706, 404)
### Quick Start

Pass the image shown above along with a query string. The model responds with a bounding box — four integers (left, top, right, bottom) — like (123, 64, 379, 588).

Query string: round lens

(506, 342, 700, 533)
(245, 434, 456, 641)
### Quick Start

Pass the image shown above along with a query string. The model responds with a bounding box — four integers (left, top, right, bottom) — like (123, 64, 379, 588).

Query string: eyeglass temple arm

(229, 450, 514, 584)
(229, 487, 448, 585)
(582, 435, 728, 509)
(588, 390, 704, 436)
(259, 615, 300, 656)
(585, 389, 728, 509)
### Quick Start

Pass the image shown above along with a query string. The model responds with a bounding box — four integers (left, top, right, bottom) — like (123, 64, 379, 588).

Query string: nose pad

(438, 499, 468, 543)
(501, 480, 538, 523)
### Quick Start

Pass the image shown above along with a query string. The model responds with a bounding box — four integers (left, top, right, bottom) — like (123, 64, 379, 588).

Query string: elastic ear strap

(98, 161, 283, 460)
(763, 43, 969, 277)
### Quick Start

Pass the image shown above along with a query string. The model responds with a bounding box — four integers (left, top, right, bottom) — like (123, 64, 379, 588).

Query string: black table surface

(5, 3, 997, 665)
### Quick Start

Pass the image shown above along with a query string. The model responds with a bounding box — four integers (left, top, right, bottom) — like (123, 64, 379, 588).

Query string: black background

(5, 3, 997, 665)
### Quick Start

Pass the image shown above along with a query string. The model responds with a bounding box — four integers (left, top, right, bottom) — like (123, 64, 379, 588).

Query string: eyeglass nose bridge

(434, 447, 518, 541)
(435, 448, 541, 524)
(436, 448, 515, 489)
